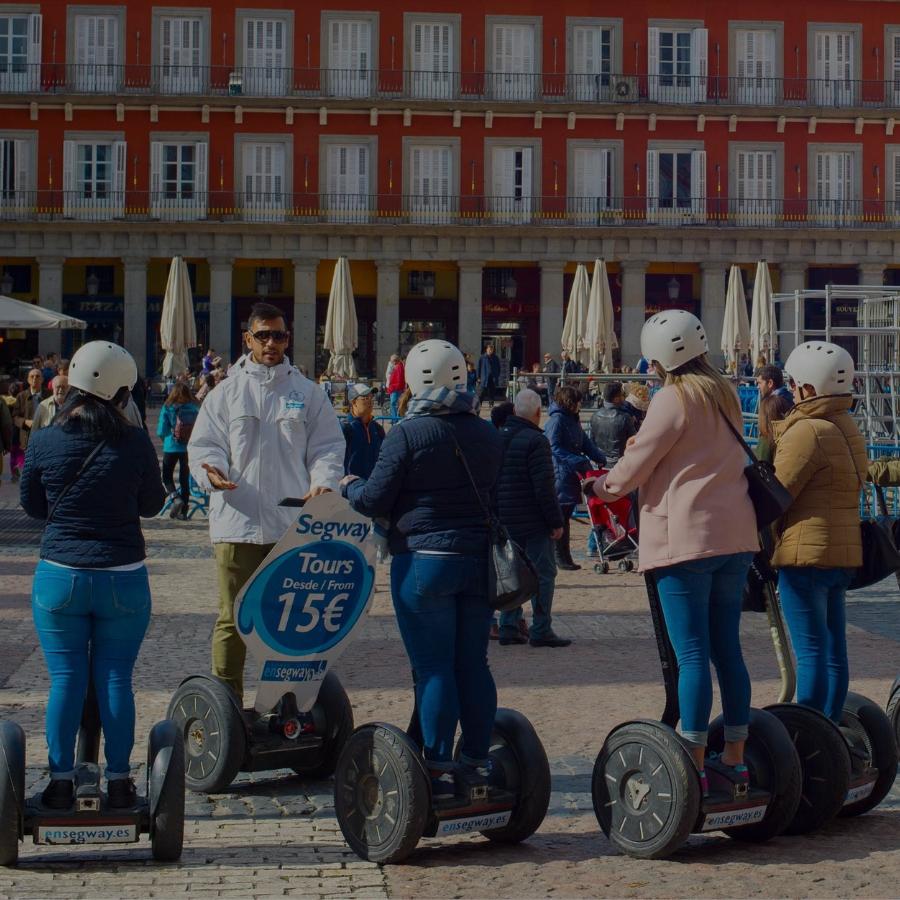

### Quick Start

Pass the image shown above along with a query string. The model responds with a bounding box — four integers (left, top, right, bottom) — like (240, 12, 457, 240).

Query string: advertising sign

(234, 493, 375, 713)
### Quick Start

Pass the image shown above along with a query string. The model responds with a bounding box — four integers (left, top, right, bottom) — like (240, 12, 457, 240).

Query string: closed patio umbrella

(0, 295, 86, 330)
(585, 259, 618, 373)
(721, 264, 751, 374)
(749, 259, 776, 368)
(561, 263, 590, 368)
(323, 256, 358, 379)
(160, 256, 197, 377)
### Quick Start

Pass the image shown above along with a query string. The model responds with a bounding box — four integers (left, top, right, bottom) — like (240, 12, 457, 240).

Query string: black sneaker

(529, 633, 572, 648)
(107, 777, 138, 808)
(41, 779, 74, 809)
(169, 497, 184, 519)
(498, 633, 527, 645)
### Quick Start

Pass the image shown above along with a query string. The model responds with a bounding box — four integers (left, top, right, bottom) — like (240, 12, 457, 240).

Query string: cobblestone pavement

(0, 470, 898, 898)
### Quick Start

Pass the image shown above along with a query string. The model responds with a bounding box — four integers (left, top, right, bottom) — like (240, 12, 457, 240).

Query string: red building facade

(1, 0, 899, 376)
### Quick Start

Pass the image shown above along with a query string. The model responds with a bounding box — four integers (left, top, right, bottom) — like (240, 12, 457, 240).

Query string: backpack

(172, 405, 198, 444)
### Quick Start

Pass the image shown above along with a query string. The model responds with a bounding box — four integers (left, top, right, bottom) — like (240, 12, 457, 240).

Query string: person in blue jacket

(342, 383, 385, 479)
(476, 343, 501, 409)
(340, 340, 503, 802)
(544, 384, 606, 571)
(156, 381, 200, 519)
(20, 341, 166, 811)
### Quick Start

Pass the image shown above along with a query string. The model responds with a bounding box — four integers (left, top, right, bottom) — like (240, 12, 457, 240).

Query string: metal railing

(4, 64, 900, 108)
(4, 191, 900, 229)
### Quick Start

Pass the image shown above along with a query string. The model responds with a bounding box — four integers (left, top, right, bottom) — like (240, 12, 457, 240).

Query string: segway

(888, 676, 900, 748)
(168, 494, 373, 793)
(592, 573, 802, 859)
(0, 683, 184, 866)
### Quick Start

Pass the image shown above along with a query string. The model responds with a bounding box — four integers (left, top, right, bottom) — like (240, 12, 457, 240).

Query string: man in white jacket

(188, 302, 345, 701)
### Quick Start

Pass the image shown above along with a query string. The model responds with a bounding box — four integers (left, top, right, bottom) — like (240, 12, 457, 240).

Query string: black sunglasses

(249, 329, 290, 344)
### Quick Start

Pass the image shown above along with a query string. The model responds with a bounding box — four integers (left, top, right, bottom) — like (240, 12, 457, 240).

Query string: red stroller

(580, 469, 639, 574)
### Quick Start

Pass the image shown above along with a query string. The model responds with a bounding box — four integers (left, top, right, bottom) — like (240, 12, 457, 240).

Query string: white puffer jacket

(188, 355, 345, 544)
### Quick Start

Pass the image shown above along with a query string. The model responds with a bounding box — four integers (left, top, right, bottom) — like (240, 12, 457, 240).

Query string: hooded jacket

(188, 354, 345, 544)
(544, 402, 606, 505)
(770, 394, 867, 569)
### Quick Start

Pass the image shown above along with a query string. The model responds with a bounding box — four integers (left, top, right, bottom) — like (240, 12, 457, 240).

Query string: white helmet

(640, 310, 708, 372)
(783, 341, 854, 396)
(405, 339, 466, 396)
(68, 341, 138, 401)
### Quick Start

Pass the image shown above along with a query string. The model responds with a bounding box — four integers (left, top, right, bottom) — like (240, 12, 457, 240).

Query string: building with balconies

(2, 0, 900, 377)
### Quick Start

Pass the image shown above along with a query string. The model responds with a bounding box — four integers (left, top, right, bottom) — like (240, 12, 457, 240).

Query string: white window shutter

(326, 145, 341, 197)
(28, 13, 42, 74)
(63, 140, 76, 216)
(691, 150, 706, 221)
(75, 16, 88, 67)
(736, 31, 750, 79)
(646, 148, 658, 219)
(113, 141, 126, 213)
(150, 141, 162, 216)
(599, 148, 609, 205)
(573, 149, 587, 200)
(411, 146, 422, 196)
(520, 147, 532, 199)
(14, 140, 29, 196)
(893, 153, 900, 215)
(195, 142, 208, 209)
(691, 28, 708, 102)
(0, 140, 10, 195)
(492, 147, 511, 198)
(356, 145, 369, 197)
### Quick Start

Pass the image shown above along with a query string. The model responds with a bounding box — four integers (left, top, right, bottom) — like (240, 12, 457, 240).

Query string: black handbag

(719, 409, 793, 529)
(446, 427, 539, 613)
(848, 482, 900, 592)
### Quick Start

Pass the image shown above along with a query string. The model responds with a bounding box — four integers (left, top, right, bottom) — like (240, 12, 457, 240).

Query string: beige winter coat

(770, 394, 867, 569)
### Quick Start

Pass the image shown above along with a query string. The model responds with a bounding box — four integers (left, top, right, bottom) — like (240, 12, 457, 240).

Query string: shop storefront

(0, 261, 38, 373)
(482, 266, 540, 383)
(397, 263, 458, 361)
(806, 266, 860, 360)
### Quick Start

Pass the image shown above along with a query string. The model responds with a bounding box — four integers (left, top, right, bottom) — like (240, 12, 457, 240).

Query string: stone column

(122, 257, 148, 375)
(858, 263, 885, 288)
(778, 263, 807, 359)
(376, 260, 401, 381)
(457, 261, 484, 360)
(37, 256, 65, 358)
(292, 260, 318, 376)
(209, 258, 234, 365)
(699, 262, 728, 370)
(619, 260, 648, 366)
(539, 261, 565, 358)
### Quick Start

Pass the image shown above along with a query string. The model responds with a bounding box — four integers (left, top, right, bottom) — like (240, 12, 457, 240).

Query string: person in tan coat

(772, 341, 868, 723)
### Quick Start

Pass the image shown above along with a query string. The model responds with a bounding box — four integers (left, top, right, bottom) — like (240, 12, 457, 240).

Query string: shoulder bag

(718, 408, 793, 529)
(46, 440, 106, 523)
(444, 425, 539, 613)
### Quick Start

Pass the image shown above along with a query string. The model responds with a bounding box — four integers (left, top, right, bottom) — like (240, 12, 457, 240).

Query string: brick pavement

(0, 472, 898, 898)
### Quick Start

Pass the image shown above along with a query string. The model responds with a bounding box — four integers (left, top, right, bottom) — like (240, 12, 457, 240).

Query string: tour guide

(188, 302, 345, 702)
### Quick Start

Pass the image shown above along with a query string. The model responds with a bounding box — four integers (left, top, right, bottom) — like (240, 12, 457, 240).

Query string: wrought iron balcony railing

(1, 64, 899, 108)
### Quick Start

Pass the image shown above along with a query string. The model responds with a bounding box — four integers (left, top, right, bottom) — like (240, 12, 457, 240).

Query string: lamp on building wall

(502, 271, 518, 300)
(0, 269, 13, 295)
(85, 271, 100, 296)
(256, 268, 270, 297)
(666, 276, 681, 301)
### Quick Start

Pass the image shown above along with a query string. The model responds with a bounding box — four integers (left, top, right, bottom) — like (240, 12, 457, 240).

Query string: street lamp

(85, 272, 100, 296)
(666, 275, 680, 301)
(256, 268, 270, 297)
(502, 271, 518, 299)
(0, 270, 13, 295)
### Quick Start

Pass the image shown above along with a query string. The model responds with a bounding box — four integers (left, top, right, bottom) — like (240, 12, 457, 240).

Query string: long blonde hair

(655, 354, 742, 425)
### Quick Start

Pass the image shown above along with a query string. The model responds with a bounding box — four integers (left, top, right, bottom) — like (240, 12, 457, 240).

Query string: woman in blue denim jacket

(20, 341, 165, 811)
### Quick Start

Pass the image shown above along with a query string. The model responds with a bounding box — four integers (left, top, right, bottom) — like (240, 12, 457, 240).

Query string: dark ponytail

(53, 389, 130, 443)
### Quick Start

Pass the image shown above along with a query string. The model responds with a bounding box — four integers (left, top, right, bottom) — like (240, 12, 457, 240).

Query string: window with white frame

(570, 25, 613, 101)
(326, 18, 373, 98)
(0, 137, 31, 216)
(324, 143, 371, 222)
(569, 146, 614, 220)
(241, 142, 286, 222)
(150, 140, 207, 220)
(242, 17, 287, 96)
(646, 148, 706, 222)
(72, 13, 119, 92)
(734, 149, 777, 224)
(490, 23, 536, 100)
(890, 149, 900, 218)
(490, 146, 533, 223)
(648, 25, 707, 102)
(408, 144, 453, 223)
(811, 30, 856, 106)
(159, 15, 205, 94)
(889, 32, 900, 106)
(0, 12, 40, 92)
(63, 139, 126, 220)
(409, 19, 454, 99)
(813, 149, 855, 225)
(733, 29, 776, 104)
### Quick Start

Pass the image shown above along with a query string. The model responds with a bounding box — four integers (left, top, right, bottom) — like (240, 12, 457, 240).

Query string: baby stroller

(581, 469, 639, 574)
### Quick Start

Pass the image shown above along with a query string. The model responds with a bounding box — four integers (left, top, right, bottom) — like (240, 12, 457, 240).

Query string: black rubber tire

(708, 708, 801, 843)
(148, 721, 185, 862)
(480, 708, 551, 844)
(291, 672, 354, 780)
(333, 724, 430, 864)
(75, 681, 101, 766)
(838, 691, 899, 818)
(765, 703, 850, 834)
(592, 721, 700, 860)
(887, 683, 900, 751)
(167, 677, 246, 793)
(0, 722, 24, 867)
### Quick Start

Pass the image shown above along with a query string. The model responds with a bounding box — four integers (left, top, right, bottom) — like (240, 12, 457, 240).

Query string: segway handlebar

(278, 498, 307, 507)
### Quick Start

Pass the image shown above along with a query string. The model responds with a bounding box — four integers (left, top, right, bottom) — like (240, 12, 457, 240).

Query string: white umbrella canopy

(323, 256, 358, 379)
(585, 259, 618, 373)
(160, 256, 197, 377)
(0, 295, 86, 330)
(721, 264, 751, 373)
(561, 263, 590, 368)
(749, 259, 776, 367)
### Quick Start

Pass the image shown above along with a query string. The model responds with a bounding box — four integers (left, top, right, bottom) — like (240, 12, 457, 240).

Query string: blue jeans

(499, 534, 557, 640)
(654, 552, 754, 746)
(390, 552, 497, 768)
(778, 567, 851, 722)
(389, 390, 403, 418)
(32, 561, 152, 779)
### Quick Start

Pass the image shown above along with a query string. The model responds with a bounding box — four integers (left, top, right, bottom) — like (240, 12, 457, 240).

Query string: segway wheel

(167, 677, 246, 793)
(838, 692, 899, 818)
(147, 720, 185, 862)
(708, 708, 801, 843)
(887, 681, 900, 749)
(334, 724, 430, 864)
(592, 721, 700, 860)
(765, 703, 850, 835)
(0, 722, 25, 867)
(291, 672, 354, 780)
(479, 708, 551, 844)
